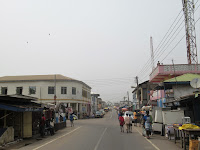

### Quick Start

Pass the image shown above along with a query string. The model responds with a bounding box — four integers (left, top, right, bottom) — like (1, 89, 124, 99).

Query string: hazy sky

(0, 0, 200, 102)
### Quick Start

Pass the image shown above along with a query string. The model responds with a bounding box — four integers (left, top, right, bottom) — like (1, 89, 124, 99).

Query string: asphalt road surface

(19, 111, 158, 150)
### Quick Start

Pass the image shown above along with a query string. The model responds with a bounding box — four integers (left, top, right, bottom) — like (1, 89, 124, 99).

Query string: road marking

(134, 127, 160, 150)
(33, 126, 82, 150)
(110, 114, 112, 119)
(94, 127, 107, 150)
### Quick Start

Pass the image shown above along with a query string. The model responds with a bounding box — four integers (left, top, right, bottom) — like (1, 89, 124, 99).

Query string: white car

(123, 111, 134, 122)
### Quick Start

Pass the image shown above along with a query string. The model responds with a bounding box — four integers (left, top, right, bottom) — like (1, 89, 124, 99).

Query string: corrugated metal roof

(164, 73, 200, 82)
(0, 74, 74, 81)
(0, 74, 92, 89)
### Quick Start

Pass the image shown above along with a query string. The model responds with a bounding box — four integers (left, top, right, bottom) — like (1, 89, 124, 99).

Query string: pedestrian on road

(118, 113, 124, 132)
(143, 111, 152, 139)
(133, 110, 138, 126)
(129, 114, 133, 133)
(124, 114, 130, 133)
(70, 114, 74, 127)
(40, 114, 46, 138)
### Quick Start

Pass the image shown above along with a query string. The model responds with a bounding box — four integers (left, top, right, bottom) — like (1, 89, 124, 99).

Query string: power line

(136, 9, 183, 76)
(138, 20, 185, 79)
(138, 15, 185, 78)
(138, 2, 200, 81)
(140, 11, 200, 82)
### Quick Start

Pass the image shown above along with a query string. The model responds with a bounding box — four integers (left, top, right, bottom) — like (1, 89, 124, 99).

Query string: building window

(72, 87, 76, 95)
(88, 92, 91, 99)
(1, 87, 7, 95)
(29, 86, 36, 94)
(48, 86, 54, 94)
(16, 87, 23, 95)
(61, 87, 67, 94)
(82, 89, 87, 98)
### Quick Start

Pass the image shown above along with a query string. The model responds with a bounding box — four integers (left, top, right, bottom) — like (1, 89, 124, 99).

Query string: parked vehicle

(99, 109, 105, 115)
(123, 111, 134, 122)
(95, 111, 103, 118)
(104, 107, 109, 112)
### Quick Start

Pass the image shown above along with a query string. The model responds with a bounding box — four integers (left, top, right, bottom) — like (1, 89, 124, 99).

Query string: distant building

(120, 101, 133, 107)
(101, 101, 106, 109)
(97, 98, 102, 110)
(91, 94, 100, 113)
(0, 74, 91, 118)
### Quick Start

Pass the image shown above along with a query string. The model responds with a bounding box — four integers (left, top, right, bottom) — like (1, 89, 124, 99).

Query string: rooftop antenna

(190, 78, 200, 97)
(190, 78, 200, 89)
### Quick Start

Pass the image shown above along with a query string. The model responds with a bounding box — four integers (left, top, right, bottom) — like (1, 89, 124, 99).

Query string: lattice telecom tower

(182, 0, 198, 64)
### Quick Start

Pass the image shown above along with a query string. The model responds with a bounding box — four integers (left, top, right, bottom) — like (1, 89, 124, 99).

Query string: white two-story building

(0, 74, 91, 118)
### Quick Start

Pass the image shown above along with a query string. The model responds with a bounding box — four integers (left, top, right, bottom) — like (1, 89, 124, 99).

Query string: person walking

(124, 114, 130, 133)
(133, 110, 138, 126)
(40, 114, 46, 137)
(70, 114, 74, 127)
(129, 114, 133, 133)
(118, 113, 124, 132)
(143, 111, 152, 139)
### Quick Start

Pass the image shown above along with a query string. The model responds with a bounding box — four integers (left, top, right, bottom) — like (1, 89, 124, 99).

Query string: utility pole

(135, 76, 140, 109)
(54, 74, 57, 105)
(123, 97, 126, 102)
(127, 91, 129, 106)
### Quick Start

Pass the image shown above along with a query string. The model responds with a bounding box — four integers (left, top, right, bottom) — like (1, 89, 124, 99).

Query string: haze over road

(19, 111, 158, 150)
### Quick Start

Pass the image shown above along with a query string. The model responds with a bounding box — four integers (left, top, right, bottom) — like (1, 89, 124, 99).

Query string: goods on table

(179, 124, 200, 130)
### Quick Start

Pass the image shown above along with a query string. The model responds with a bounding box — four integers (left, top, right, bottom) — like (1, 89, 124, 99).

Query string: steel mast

(150, 36, 155, 70)
(182, 0, 198, 64)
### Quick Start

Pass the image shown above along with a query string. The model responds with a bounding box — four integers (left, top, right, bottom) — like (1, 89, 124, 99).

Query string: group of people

(118, 110, 152, 139)
(39, 113, 75, 137)
(118, 113, 133, 133)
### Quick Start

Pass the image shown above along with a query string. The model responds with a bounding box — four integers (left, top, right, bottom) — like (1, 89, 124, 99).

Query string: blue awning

(0, 104, 43, 112)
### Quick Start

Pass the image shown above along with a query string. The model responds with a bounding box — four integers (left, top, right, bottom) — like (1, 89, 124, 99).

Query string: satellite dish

(190, 78, 200, 88)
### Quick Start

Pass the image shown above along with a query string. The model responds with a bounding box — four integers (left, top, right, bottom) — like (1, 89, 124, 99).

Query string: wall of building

(0, 81, 91, 104)
(91, 95, 98, 113)
(0, 127, 14, 145)
(173, 85, 196, 99)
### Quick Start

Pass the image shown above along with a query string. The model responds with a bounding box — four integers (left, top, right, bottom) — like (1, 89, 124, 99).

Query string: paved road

(19, 110, 158, 150)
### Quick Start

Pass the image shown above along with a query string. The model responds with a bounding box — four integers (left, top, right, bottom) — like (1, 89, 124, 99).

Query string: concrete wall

(0, 127, 14, 145)
(173, 85, 197, 99)
(0, 81, 91, 104)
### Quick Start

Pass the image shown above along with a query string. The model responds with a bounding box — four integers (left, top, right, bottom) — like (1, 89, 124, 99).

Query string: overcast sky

(0, 0, 200, 102)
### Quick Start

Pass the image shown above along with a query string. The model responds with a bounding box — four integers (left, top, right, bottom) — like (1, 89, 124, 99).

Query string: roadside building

(163, 73, 200, 123)
(0, 74, 91, 119)
(101, 101, 106, 109)
(97, 98, 102, 111)
(132, 80, 157, 109)
(0, 95, 43, 145)
(91, 94, 100, 114)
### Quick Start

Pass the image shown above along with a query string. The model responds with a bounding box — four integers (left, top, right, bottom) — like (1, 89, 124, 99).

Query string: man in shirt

(134, 110, 138, 126)
(124, 114, 130, 133)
